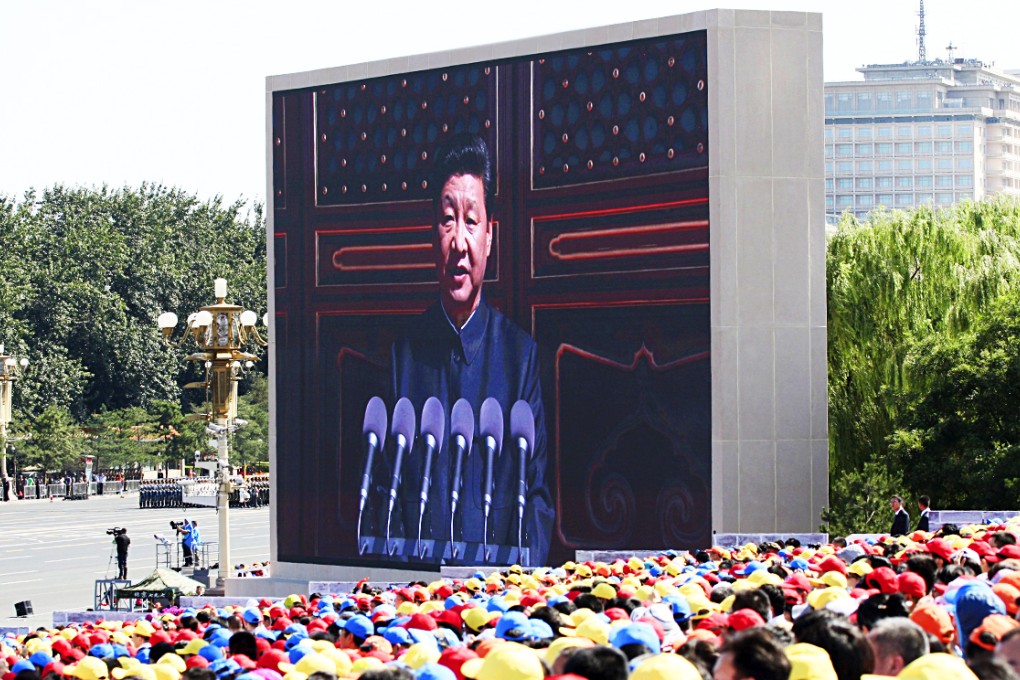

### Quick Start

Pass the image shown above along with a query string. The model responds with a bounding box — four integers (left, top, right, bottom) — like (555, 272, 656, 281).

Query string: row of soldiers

(139, 480, 184, 508)
(232, 479, 269, 507)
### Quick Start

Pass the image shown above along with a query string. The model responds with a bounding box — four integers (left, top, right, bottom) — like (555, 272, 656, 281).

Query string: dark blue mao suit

(388, 298, 553, 565)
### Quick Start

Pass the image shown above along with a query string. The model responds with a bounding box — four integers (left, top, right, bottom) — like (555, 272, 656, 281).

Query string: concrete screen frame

(250, 8, 825, 592)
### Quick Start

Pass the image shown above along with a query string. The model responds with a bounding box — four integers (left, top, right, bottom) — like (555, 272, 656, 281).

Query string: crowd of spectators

(7, 520, 1020, 679)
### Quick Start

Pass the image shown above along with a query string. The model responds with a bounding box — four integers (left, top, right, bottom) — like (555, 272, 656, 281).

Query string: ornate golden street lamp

(0, 343, 29, 502)
(158, 278, 267, 588)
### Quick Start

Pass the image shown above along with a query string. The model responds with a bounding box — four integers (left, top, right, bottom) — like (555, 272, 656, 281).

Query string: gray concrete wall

(707, 10, 827, 534)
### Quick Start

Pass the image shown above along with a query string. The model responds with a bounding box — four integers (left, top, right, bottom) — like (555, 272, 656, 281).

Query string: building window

(958, 158, 973, 170)
(837, 144, 853, 156)
(896, 142, 912, 154)
(857, 178, 874, 190)
(857, 195, 874, 207)
(897, 91, 913, 111)
(857, 92, 873, 111)
(856, 143, 873, 155)
(878, 159, 894, 171)
(936, 192, 953, 205)
(876, 142, 893, 155)
(857, 160, 874, 172)
(937, 124, 952, 137)
(825, 178, 833, 190)
(877, 194, 893, 206)
(877, 92, 893, 112)
(857, 127, 873, 140)
(824, 94, 835, 114)
(878, 126, 893, 139)
(825, 144, 833, 157)
(897, 126, 913, 139)
(917, 158, 933, 170)
(837, 93, 853, 112)
(917, 125, 932, 138)
(824, 127, 833, 140)
(837, 161, 853, 172)
(918, 193, 933, 203)
(956, 141, 973, 153)
(826, 195, 834, 209)
(877, 177, 893, 189)
(838, 127, 853, 139)
(917, 91, 933, 111)
(938, 158, 953, 170)
(837, 178, 853, 189)
(897, 194, 913, 206)
(917, 176, 933, 188)
(937, 141, 953, 153)
(897, 177, 913, 188)
(957, 175, 973, 187)
(958, 192, 972, 201)
(957, 124, 972, 137)
(825, 162, 833, 173)
(936, 175, 953, 187)
(896, 159, 912, 171)
(916, 142, 932, 153)
(837, 195, 853, 207)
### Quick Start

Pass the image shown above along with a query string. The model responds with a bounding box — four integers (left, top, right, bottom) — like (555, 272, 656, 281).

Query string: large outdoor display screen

(271, 28, 711, 568)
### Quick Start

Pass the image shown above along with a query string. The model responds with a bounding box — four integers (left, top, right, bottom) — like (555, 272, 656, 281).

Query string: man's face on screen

(434, 173, 491, 327)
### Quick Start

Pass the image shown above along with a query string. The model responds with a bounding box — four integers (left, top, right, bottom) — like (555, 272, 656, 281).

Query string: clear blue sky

(2, 0, 1016, 206)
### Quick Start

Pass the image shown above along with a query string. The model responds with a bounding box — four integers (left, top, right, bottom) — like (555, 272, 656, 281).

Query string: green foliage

(827, 199, 1020, 476)
(19, 405, 86, 473)
(888, 292, 1020, 510)
(0, 184, 267, 474)
(232, 374, 269, 469)
(820, 459, 904, 537)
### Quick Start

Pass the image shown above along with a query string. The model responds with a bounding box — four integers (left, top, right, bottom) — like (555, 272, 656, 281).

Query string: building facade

(825, 59, 1020, 219)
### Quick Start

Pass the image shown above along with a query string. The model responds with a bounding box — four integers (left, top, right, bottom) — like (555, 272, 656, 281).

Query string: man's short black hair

(719, 628, 791, 680)
(563, 646, 629, 680)
(430, 133, 494, 218)
(918, 495, 930, 508)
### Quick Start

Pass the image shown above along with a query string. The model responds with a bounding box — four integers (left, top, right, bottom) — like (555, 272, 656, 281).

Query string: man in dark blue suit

(890, 495, 910, 536)
(389, 134, 553, 566)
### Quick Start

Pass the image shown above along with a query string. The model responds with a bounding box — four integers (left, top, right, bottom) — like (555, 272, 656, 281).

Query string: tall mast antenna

(918, 0, 927, 63)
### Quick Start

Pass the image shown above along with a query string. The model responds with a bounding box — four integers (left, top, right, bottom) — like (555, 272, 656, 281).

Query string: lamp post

(0, 344, 29, 502)
(158, 278, 267, 588)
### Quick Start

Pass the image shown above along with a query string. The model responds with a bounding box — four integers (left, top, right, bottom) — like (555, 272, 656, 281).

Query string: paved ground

(0, 493, 269, 630)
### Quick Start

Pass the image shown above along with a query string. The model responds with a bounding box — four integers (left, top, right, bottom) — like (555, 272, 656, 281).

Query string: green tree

(827, 199, 1020, 478)
(20, 405, 86, 473)
(820, 459, 904, 536)
(888, 292, 1020, 510)
(232, 374, 269, 471)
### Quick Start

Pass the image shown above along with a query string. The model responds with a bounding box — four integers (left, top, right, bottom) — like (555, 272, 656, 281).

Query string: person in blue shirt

(387, 134, 553, 566)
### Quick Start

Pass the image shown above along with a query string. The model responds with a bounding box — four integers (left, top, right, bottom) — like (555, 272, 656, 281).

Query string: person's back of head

(856, 593, 910, 631)
(731, 589, 772, 623)
(968, 656, 1020, 680)
(717, 628, 791, 680)
(793, 609, 875, 680)
(868, 617, 929, 676)
(563, 645, 629, 680)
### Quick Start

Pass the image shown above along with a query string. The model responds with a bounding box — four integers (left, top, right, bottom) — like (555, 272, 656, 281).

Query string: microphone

(479, 397, 503, 553)
(417, 397, 445, 549)
(386, 397, 416, 548)
(449, 398, 475, 547)
(510, 400, 535, 556)
(359, 397, 388, 517)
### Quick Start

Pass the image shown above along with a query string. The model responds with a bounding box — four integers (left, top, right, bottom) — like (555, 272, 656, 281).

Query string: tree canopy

(826, 198, 1020, 534)
(0, 184, 267, 473)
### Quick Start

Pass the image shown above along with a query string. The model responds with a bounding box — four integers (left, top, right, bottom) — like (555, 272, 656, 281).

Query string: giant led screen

(271, 29, 710, 568)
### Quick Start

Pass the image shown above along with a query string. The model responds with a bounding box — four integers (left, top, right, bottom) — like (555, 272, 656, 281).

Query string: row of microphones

(357, 395, 536, 558)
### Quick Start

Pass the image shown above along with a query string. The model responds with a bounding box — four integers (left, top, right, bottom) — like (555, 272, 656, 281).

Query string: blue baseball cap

(528, 619, 553, 640)
(383, 627, 412, 646)
(11, 660, 34, 674)
(242, 607, 262, 625)
(29, 651, 53, 667)
(199, 645, 224, 662)
(495, 611, 530, 641)
(416, 663, 456, 680)
(343, 614, 374, 639)
(89, 643, 114, 659)
(610, 623, 660, 653)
